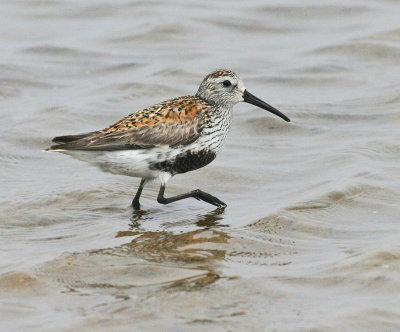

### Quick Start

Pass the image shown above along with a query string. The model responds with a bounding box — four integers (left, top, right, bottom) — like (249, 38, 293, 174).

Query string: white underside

(51, 139, 229, 185)
(57, 147, 177, 184)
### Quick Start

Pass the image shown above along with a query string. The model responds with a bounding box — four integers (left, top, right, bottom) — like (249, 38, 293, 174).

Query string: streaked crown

(196, 69, 245, 108)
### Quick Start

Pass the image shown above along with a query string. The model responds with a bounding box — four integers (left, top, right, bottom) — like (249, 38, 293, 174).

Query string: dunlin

(47, 70, 290, 209)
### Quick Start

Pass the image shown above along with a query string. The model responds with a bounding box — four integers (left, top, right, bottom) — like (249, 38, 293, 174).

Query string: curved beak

(243, 90, 290, 122)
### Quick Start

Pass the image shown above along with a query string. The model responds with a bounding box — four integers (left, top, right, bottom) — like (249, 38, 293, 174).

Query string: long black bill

(243, 90, 290, 122)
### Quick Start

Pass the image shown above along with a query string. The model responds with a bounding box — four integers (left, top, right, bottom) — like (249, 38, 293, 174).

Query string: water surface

(1, 0, 400, 331)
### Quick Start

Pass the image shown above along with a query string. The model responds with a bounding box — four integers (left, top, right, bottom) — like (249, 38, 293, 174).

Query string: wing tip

(46, 144, 67, 152)
(51, 131, 97, 144)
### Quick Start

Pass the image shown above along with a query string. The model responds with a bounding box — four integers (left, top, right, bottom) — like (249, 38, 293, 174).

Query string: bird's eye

(223, 80, 231, 87)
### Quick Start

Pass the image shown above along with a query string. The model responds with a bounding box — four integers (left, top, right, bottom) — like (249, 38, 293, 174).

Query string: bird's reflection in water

(115, 207, 230, 286)
(129, 206, 227, 229)
(129, 209, 151, 228)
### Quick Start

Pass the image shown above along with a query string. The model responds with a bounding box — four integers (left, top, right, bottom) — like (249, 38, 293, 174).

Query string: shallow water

(1, 0, 400, 330)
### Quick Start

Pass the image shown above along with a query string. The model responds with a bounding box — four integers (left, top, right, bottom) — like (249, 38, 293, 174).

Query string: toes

(211, 199, 227, 207)
(215, 200, 227, 207)
(190, 190, 227, 207)
(195, 192, 226, 207)
(206, 196, 225, 207)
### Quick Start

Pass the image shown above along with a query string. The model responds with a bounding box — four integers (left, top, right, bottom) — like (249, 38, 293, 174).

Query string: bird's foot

(191, 189, 227, 207)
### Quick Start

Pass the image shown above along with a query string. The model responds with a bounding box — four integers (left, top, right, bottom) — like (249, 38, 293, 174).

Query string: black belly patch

(150, 150, 216, 175)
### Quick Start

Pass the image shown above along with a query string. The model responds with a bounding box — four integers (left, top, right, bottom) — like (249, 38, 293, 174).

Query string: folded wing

(47, 96, 209, 151)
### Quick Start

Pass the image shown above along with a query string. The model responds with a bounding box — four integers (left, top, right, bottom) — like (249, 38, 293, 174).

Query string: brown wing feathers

(48, 96, 209, 151)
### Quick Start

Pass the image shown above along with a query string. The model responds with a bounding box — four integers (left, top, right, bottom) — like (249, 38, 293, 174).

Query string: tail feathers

(52, 131, 97, 144)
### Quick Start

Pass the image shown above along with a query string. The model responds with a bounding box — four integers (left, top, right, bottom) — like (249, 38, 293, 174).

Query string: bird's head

(196, 69, 290, 122)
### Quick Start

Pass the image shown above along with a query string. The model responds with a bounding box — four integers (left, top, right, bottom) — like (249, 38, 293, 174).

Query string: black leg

(132, 178, 146, 210)
(157, 184, 226, 207)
